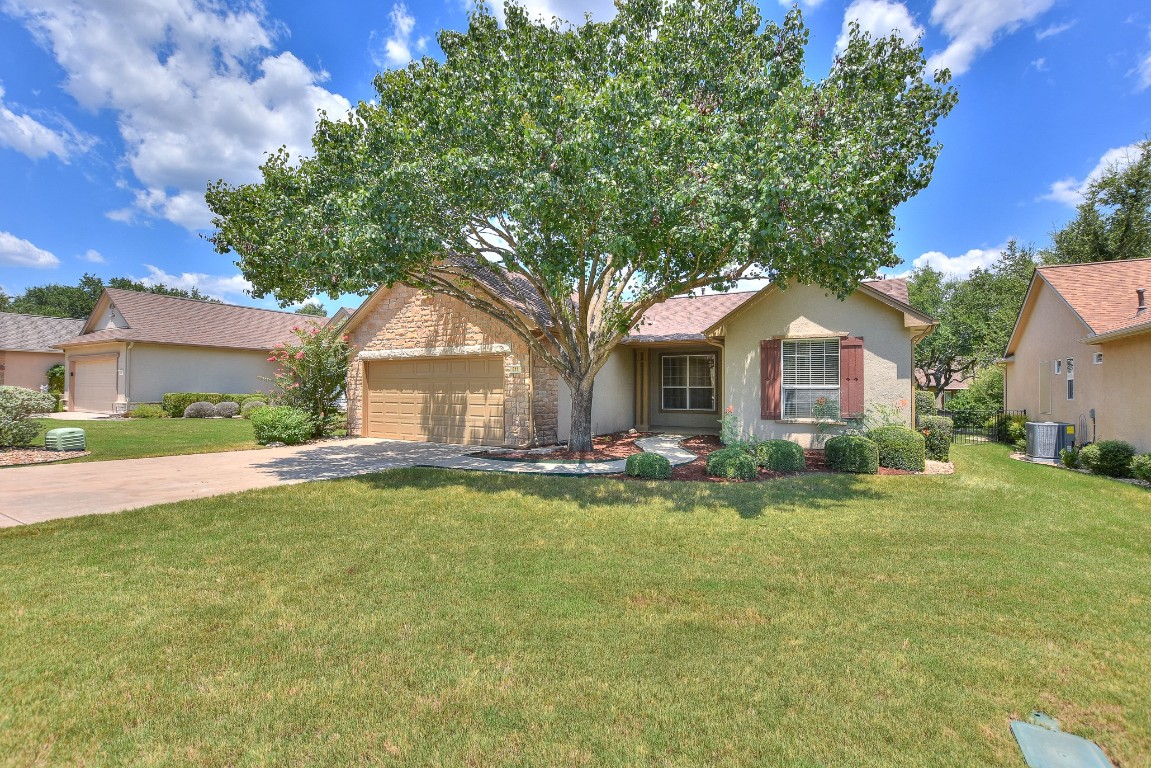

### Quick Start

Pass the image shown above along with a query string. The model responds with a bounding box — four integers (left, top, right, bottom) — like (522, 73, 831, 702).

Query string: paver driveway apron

(0, 438, 471, 527)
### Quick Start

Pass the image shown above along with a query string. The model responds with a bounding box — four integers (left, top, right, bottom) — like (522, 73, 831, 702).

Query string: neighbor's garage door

(73, 357, 117, 412)
(365, 356, 505, 446)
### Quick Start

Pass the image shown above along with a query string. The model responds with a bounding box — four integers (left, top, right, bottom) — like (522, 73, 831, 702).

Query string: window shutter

(840, 336, 864, 419)
(761, 339, 781, 420)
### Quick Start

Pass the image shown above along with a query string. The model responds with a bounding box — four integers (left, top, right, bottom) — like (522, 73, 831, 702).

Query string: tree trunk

(567, 377, 595, 455)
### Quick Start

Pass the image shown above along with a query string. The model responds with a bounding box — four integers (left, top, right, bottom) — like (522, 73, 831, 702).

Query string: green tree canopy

(207, 0, 956, 450)
(910, 240, 1035, 395)
(1, 274, 223, 319)
(1044, 139, 1151, 264)
(294, 301, 328, 317)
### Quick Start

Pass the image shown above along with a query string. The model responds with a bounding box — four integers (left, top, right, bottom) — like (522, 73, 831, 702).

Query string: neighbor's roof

(56, 289, 306, 351)
(625, 292, 756, 343)
(0, 312, 85, 352)
(1006, 258, 1151, 352)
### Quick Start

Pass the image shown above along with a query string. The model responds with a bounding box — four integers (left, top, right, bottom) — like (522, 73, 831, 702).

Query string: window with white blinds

(782, 339, 840, 419)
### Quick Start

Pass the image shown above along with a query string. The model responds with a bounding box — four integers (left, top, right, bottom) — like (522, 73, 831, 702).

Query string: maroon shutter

(840, 336, 864, 419)
(760, 339, 781, 420)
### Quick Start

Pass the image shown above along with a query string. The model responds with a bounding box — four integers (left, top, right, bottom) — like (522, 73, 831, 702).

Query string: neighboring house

(1003, 258, 1151, 452)
(0, 313, 85, 389)
(914, 370, 971, 408)
(54, 289, 306, 412)
(343, 276, 935, 447)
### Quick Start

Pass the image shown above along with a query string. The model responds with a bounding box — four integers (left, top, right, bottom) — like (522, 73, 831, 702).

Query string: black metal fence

(926, 408, 1027, 445)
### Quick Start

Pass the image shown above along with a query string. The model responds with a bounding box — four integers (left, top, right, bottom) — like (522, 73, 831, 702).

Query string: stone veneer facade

(345, 284, 560, 447)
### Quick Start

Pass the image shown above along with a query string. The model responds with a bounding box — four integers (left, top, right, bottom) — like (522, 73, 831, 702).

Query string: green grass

(28, 417, 258, 463)
(1, 445, 1149, 766)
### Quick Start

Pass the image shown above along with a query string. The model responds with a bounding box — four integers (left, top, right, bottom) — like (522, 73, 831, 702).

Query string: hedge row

(161, 392, 265, 418)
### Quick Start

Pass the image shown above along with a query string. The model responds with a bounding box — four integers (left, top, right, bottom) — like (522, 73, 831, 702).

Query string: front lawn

(27, 417, 257, 462)
(1, 445, 1148, 766)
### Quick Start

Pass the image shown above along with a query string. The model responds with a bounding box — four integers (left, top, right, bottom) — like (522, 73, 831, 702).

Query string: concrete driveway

(0, 439, 471, 528)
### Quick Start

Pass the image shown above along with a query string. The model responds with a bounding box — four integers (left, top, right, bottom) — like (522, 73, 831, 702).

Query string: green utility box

(45, 428, 86, 451)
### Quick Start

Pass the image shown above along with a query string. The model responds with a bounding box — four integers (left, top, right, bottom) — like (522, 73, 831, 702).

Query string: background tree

(294, 301, 328, 317)
(1043, 139, 1151, 264)
(1, 273, 222, 318)
(208, 0, 956, 451)
(910, 240, 1035, 396)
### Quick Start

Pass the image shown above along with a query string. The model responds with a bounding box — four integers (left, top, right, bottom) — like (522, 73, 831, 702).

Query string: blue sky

(1, 0, 1150, 313)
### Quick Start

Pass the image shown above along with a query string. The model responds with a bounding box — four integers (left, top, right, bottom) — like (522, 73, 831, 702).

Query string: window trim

(780, 337, 842, 421)
(1093, 352, 1103, 365)
(1066, 356, 1075, 400)
(1054, 359, 1062, 374)
(658, 352, 719, 413)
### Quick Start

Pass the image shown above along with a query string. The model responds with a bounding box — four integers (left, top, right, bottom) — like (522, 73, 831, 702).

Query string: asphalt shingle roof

(0, 313, 85, 352)
(861, 277, 910, 306)
(626, 292, 756, 343)
(57, 289, 307, 351)
(1038, 258, 1151, 336)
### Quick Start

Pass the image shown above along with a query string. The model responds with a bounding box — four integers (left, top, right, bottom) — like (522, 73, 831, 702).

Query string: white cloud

(927, 0, 1055, 76)
(1134, 50, 1151, 92)
(837, 0, 924, 53)
(79, 249, 106, 264)
(907, 243, 1010, 279)
(485, 0, 618, 25)
(1035, 19, 1076, 40)
(136, 264, 253, 300)
(0, 84, 92, 161)
(4, 0, 351, 231)
(1042, 143, 1143, 206)
(0, 231, 60, 268)
(1030, 57, 1048, 72)
(376, 3, 417, 68)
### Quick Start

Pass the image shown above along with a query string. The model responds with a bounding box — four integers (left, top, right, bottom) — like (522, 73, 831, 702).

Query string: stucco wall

(0, 350, 61, 389)
(126, 344, 277, 403)
(722, 283, 915, 447)
(1091, 335, 1151, 452)
(556, 348, 636, 441)
(1004, 280, 1102, 438)
(345, 285, 559, 446)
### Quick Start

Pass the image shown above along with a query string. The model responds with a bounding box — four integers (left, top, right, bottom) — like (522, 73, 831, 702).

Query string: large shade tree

(207, 0, 956, 451)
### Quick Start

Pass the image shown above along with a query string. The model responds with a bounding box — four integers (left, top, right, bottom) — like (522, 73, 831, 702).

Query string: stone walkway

(414, 434, 698, 475)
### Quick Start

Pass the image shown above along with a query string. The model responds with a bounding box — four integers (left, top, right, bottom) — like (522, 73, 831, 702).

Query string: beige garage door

(73, 357, 118, 412)
(365, 356, 505, 446)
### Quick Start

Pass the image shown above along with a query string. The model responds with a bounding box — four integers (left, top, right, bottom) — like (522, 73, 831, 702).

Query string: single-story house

(0, 313, 85, 390)
(343, 276, 935, 447)
(1003, 257, 1151, 452)
(54, 288, 305, 412)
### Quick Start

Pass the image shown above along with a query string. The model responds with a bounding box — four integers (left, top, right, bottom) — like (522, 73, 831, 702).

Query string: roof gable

(0, 313, 85, 352)
(1037, 258, 1151, 336)
(59, 289, 307, 351)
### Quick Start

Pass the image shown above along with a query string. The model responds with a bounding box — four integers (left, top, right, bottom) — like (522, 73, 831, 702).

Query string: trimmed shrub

(625, 452, 672, 479)
(1080, 440, 1136, 478)
(1059, 445, 1080, 469)
(918, 415, 953, 461)
(127, 404, 168, 419)
(0, 385, 57, 448)
(183, 401, 217, 419)
(824, 435, 879, 474)
(214, 401, 240, 418)
(161, 392, 264, 418)
(251, 406, 315, 446)
(46, 363, 65, 393)
(753, 439, 805, 472)
(706, 446, 758, 481)
(240, 400, 268, 419)
(1131, 453, 1151, 483)
(914, 390, 937, 421)
(866, 425, 926, 472)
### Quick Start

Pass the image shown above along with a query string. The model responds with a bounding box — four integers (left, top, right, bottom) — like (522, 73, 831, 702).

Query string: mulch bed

(0, 447, 91, 467)
(470, 431, 653, 462)
(643, 434, 834, 483)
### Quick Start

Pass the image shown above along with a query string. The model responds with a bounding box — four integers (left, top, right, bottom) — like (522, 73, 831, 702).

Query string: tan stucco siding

(721, 283, 915, 447)
(125, 344, 277, 403)
(345, 285, 559, 446)
(0, 350, 62, 389)
(556, 348, 636, 441)
(1090, 335, 1151, 452)
(1004, 280, 1101, 433)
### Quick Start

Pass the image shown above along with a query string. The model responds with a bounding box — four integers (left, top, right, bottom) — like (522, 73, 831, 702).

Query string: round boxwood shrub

(214, 401, 240, 418)
(127, 404, 168, 419)
(1080, 439, 1136, 477)
(240, 399, 268, 419)
(1131, 453, 1151, 483)
(824, 434, 879, 474)
(0, 385, 57, 447)
(706, 446, 758, 481)
(865, 425, 926, 472)
(625, 452, 672, 480)
(914, 390, 937, 420)
(183, 401, 217, 418)
(251, 406, 315, 445)
(753, 439, 805, 472)
(918, 415, 953, 461)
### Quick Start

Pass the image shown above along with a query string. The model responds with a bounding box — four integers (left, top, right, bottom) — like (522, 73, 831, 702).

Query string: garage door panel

(73, 358, 118, 412)
(365, 355, 505, 446)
